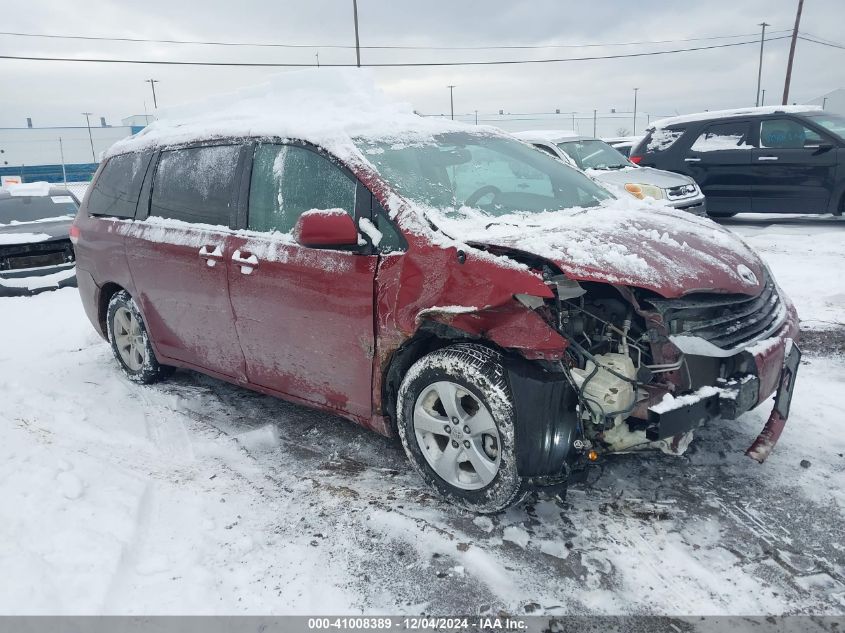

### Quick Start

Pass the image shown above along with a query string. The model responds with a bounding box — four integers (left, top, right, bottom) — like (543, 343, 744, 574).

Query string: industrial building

(0, 115, 151, 184)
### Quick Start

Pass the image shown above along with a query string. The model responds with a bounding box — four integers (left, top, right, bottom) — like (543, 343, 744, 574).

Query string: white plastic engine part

(570, 353, 637, 423)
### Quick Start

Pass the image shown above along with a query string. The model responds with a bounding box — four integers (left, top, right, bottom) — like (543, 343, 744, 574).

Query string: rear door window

(87, 151, 152, 218)
(690, 121, 753, 152)
(247, 144, 356, 234)
(150, 145, 240, 226)
(760, 118, 825, 148)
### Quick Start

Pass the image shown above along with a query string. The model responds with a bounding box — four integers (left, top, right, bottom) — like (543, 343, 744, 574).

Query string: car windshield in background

(0, 196, 77, 224)
(558, 140, 631, 170)
(355, 132, 612, 217)
(805, 113, 845, 140)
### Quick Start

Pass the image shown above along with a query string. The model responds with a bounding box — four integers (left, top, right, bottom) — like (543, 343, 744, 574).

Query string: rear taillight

(629, 155, 643, 165)
(69, 224, 80, 245)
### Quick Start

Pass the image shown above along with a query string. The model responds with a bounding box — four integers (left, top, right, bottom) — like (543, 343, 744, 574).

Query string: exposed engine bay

(520, 264, 790, 461)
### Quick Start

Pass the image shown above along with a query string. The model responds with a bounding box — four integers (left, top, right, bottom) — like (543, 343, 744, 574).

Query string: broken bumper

(647, 340, 801, 462)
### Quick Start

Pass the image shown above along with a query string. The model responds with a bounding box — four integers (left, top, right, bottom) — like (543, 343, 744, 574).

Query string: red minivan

(73, 117, 800, 512)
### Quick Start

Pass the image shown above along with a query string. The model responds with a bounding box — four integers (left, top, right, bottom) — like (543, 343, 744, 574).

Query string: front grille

(645, 277, 786, 352)
(0, 238, 74, 271)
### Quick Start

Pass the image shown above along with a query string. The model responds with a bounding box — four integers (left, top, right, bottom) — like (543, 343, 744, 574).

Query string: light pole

(474, 110, 478, 125)
(146, 79, 159, 109)
(448, 85, 456, 120)
(352, 0, 361, 67)
(82, 112, 96, 162)
(632, 88, 639, 135)
(755, 22, 770, 106)
(593, 109, 597, 137)
(761, 89, 766, 106)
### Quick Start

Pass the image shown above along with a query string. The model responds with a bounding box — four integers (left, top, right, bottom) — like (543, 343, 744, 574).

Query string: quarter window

(690, 122, 752, 152)
(248, 144, 356, 234)
(87, 151, 152, 218)
(760, 118, 824, 149)
(150, 145, 240, 226)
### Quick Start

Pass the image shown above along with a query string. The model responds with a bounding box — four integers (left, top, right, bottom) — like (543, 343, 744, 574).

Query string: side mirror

(294, 209, 360, 248)
(813, 143, 835, 154)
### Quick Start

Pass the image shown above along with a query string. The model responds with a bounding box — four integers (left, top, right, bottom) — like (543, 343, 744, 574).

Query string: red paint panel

(226, 234, 378, 421)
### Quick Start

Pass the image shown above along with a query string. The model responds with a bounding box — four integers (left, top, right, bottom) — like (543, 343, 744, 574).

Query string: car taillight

(629, 155, 643, 164)
(69, 224, 80, 245)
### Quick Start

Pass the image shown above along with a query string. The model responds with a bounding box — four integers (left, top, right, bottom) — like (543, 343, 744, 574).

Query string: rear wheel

(707, 211, 737, 219)
(397, 344, 528, 513)
(106, 290, 173, 384)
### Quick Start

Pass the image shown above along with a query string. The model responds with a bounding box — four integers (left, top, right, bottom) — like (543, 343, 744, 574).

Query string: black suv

(630, 107, 845, 217)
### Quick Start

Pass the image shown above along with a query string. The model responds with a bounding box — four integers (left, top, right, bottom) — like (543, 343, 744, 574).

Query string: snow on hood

(430, 198, 767, 299)
(106, 69, 490, 168)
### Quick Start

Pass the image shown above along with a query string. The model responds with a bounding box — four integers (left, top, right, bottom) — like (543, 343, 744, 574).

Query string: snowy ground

(0, 214, 843, 616)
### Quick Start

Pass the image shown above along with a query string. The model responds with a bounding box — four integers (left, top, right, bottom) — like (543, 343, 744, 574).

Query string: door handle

(757, 156, 779, 161)
(198, 244, 223, 267)
(684, 157, 701, 162)
(232, 249, 259, 274)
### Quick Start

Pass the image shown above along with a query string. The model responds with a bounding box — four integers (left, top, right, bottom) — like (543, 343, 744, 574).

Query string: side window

(248, 144, 356, 233)
(372, 197, 406, 253)
(690, 121, 752, 152)
(760, 118, 824, 149)
(87, 151, 152, 218)
(150, 145, 240, 226)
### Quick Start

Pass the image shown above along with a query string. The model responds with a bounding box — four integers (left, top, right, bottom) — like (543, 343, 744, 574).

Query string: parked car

(603, 135, 644, 157)
(630, 106, 845, 217)
(73, 93, 800, 513)
(515, 131, 706, 215)
(0, 182, 79, 297)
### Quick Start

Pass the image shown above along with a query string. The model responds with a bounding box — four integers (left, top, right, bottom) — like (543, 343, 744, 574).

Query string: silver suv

(515, 130, 706, 215)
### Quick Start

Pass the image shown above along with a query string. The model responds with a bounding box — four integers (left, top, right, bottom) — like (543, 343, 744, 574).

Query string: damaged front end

(504, 261, 801, 477)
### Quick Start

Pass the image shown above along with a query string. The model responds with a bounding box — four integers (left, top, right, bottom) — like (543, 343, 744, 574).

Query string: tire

(397, 343, 529, 513)
(106, 290, 173, 384)
(707, 211, 737, 219)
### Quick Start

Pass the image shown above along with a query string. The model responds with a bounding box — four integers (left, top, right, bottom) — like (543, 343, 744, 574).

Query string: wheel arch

(98, 282, 127, 338)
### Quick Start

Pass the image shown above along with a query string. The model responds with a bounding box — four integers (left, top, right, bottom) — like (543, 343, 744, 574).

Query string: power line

(0, 36, 792, 68)
(798, 35, 845, 50)
(799, 31, 845, 48)
(0, 28, 792, 51)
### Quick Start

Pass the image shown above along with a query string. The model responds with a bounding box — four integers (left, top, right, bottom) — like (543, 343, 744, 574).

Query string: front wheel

(397, 344, 528, 513)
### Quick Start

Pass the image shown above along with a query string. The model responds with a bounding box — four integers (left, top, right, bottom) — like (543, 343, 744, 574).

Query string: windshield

(355, 132, 612, 217)
(557, 139, 631, 170)
(0, 195, 77, 224)
(805, 113, 845, 140)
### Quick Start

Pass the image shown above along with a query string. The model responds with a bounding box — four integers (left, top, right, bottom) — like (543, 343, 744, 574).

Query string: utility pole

(448, 85, 456, 120)
(633, 88, 639, 135)
(593, 109, 597, 137)
(146, 79, 159, 109)
(571, 112, 575, 130)
(58, 137, 67, 187)
(474, 110, 478, 125)
(761, 89, 766, 106)
(316, 50, 320, 67)
(82, 112, 96, 162)
(352, 0, 361, 67)
(755, 22, 770, 106)
(822, 96, 828, 109)
(782, 0, 804, 105)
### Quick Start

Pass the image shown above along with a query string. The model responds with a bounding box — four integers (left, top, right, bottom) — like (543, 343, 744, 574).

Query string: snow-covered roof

(106, 69, 496, 164)
(3, 181, 53, 197)
(512, 130, 584, 144)
(649, 105, 822, 130)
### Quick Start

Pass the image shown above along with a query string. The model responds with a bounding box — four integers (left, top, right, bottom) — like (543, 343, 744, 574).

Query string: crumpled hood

(460, 204, 766, 299)
(0, 219, 72, 243)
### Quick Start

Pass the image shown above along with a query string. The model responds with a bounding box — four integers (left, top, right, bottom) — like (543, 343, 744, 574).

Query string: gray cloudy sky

(1, 0, 843, 136)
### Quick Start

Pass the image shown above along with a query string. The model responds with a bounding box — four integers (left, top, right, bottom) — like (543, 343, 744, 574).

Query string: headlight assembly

(624, 183, 665, 200)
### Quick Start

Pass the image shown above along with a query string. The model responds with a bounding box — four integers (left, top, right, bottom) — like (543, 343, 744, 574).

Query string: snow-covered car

(0, 182, 79, 297)
(629, 106, 845, 217)
(602, 135, 644, 157)
(515, 130, 706, 216)
(72, 70, 800, 513)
